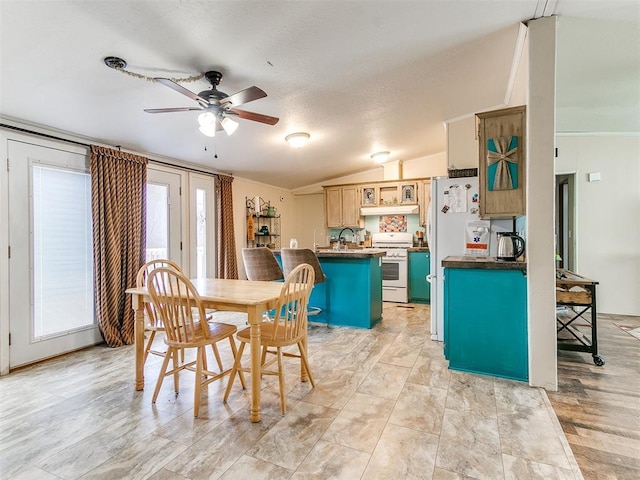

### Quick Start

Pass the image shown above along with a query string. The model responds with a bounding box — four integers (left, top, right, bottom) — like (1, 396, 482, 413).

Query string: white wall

(293, 193, 326, 249)
(556, 134, 640, 315)
(527, 16, 558, 391)
(231, 177, 295, 279)
(446, 23, 529, 171)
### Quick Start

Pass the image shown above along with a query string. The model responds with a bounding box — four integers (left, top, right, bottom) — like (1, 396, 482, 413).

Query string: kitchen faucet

(338, 227, 356, 249)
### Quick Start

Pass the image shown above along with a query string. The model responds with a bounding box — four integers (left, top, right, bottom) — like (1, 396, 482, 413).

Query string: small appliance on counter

(496, 232, 525, 261)
(415, 230, 425, 247)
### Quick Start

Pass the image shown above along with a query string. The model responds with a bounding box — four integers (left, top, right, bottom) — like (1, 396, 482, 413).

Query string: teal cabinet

(409, 251, 430, 304)
(444, 267, 528, 381)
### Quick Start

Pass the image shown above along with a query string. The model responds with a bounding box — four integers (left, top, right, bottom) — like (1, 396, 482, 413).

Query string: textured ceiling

(1, 0, 637, 189)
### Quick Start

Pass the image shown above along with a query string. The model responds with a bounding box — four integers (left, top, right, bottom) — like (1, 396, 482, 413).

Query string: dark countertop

(315, 248, 386, 258)
(407, 247, 430, 252)
(442, 256, 527, 271)
(275, 249, 386, 259)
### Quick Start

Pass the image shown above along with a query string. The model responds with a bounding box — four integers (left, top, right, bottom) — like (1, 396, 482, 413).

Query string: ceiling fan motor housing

(199, 71, 228, 104)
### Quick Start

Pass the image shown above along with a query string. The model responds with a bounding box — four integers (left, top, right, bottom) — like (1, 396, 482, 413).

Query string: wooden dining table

(126, 277, 284, 422)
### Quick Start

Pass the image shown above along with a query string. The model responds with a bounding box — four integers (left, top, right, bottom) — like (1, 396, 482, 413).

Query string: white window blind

(32, 165, 94, 338)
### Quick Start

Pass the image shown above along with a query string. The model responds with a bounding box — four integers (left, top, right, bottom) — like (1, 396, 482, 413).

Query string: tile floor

(0, 303, 583, 479)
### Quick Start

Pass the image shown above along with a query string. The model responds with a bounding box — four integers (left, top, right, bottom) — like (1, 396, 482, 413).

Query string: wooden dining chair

(280, 248, 326, 317)
(242, 247, 284, 281)
(147, 267, 246, 417)
(136, 259, 183, 365)
(223, 263, 315, 414)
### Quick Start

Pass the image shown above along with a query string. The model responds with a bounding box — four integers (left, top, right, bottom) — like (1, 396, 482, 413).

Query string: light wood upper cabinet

(325, 185, 359, 227)
(325, 178, 428, 227)
(476, 105, 526, 218)
(359, 181, 419, 207)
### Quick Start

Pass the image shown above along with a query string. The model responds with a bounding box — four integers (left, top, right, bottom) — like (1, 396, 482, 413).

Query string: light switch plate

(588, 172, 601, 182)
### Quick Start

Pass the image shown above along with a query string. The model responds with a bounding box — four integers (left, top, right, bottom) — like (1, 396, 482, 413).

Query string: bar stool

(280, 248, 326, 317)
(242, 247, 284, 281)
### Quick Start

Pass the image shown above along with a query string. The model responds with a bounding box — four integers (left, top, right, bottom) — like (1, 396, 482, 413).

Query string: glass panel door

(189, 173, 215, 278)
(146, 167, 183, 266)
(8, 140, 102, 368)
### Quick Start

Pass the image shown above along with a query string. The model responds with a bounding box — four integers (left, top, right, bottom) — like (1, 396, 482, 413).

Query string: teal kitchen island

(275, 249, 385, 328)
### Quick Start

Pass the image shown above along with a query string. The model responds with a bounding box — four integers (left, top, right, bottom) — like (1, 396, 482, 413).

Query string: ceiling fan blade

(144, 107, 203, 113)
(221, 86, 267, 107)
(154, 78, 209, 106)
(230, 108, 279, 125)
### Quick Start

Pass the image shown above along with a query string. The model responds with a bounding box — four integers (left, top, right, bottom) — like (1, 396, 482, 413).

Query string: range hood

(360, 205, 419, 216)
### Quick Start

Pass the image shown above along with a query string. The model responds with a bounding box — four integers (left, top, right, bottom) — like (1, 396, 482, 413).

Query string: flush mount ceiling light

(371, 151, 390, 163)
(285, 132, 310, 148)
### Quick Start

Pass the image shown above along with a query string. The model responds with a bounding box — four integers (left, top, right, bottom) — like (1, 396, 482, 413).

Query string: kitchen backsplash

(328, 214, 424, 244)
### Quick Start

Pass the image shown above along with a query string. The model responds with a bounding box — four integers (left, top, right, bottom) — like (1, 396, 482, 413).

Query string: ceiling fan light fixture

(198, 111, 216, 127)
(199, 124, 216, 137)
(285, 132, 310, 148)
(371, 151, 390, 163)
(220, 116, 239, 136)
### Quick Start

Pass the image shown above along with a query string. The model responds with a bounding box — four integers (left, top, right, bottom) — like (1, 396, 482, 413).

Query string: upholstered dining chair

(223, 263, 316, 415)
(136, 259, 184, 365)
(242, 247, 284, 281)
(280, 248, 326, 317)
(146, 267, 246, 417)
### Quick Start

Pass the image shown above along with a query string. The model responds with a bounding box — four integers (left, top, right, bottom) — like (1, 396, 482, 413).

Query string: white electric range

(372, 232, 413, 303)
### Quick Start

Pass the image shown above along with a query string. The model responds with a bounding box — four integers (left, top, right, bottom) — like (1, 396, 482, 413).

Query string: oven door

(381, 257, 407, 288)
(381, 256, 408, 303)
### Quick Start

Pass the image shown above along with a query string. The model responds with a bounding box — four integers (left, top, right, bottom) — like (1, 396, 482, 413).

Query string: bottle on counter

(289, 238, 298, 248)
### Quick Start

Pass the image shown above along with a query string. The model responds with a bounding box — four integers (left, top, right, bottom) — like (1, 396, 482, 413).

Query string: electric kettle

(496, 232, 525, 261)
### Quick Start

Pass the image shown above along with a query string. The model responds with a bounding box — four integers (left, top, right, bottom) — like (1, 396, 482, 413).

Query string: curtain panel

(91, 145, 148, 347)
(215, 174, 238, 279)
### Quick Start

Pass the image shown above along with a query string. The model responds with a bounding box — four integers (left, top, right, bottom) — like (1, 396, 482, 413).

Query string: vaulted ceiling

(1, 1, 637, 189)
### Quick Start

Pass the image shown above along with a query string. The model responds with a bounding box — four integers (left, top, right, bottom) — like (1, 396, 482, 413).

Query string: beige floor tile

(388, 382, 447, 434)
(219, 455, 293, 479)
(363, 422, 439, 479)
(498, 408, 573, 469)
(79, 433, 188, 480)
(321, 392, 395, 453)
(502, 454, 576, 480)
(436, 408, 503, 479)
(247, 401, 339, 470)
(357, 362, 411, 399)
(289, 440, 370, 480)
(445, 371, 497, 418)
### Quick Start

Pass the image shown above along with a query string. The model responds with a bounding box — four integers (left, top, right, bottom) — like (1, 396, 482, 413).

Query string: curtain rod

(1, 122, 92, 148)
(0, 122, 228, 178)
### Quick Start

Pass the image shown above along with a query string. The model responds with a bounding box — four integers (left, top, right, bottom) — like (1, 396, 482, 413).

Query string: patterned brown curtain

(91, 145, 148, 347)
(215, 174, 238, 279)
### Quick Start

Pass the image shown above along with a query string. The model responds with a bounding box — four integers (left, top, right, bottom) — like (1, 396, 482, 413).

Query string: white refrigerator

(427, 176, 512, 341)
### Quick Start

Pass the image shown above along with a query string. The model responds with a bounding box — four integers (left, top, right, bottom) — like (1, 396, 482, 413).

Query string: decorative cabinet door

(476, 105, 526, 218)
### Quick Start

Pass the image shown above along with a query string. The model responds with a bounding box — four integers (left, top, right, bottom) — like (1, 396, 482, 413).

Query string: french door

(146, 167, 183, 266)
(8, 140, 101, 368)
(188, 173, 215, 278)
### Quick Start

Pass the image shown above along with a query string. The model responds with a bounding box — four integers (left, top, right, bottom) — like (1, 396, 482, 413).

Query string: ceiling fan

(144, 70, 279, 137)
